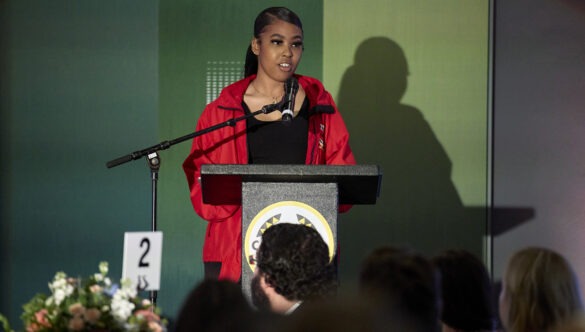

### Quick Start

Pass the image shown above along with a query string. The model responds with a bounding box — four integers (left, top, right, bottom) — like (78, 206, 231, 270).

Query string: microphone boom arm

(106, 103, 280, 168)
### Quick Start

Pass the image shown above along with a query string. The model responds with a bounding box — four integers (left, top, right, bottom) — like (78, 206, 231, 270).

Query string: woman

(183, 7, 355, 281)
(499, 247, 583, 332)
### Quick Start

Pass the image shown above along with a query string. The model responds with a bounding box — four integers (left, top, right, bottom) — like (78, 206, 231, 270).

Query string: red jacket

(183, 74, 355, 281)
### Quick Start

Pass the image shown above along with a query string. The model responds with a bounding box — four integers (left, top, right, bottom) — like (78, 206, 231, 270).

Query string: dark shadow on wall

(337, 37, 484, 286)
(490, 207, 534, 236)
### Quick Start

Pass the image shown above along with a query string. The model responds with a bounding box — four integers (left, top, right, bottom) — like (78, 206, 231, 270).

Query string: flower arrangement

(0, 262, 166, 332)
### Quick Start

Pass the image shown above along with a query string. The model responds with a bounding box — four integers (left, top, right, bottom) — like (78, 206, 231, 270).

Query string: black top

(244, 97, 309, 164)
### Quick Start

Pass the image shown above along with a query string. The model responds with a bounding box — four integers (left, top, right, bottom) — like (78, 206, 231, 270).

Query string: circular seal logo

(244, 201, 334, 272)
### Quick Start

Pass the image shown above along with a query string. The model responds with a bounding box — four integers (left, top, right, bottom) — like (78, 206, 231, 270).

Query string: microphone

(281, 77, 299, 123)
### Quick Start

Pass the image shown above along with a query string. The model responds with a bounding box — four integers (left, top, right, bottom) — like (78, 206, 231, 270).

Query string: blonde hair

(503, 247, 583, 332)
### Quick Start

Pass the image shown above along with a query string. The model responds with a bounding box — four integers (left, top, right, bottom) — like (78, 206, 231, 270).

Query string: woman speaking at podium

(183, 7, 355, 281)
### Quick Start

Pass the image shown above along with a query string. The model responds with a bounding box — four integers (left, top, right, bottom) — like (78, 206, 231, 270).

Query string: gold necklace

(251, 82, 282, 104)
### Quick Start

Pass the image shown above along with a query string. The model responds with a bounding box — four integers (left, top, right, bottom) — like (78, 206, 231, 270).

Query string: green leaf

(0, 313, 15, 332)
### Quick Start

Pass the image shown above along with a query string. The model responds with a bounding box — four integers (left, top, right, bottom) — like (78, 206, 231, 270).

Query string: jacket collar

(216, 74, 335, 115)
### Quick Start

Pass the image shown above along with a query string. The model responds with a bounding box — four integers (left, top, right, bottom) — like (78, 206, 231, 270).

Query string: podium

(200, 164, 382, 299)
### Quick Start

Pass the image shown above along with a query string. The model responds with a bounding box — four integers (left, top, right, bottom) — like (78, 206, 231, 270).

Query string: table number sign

(122, 231, 163, 291)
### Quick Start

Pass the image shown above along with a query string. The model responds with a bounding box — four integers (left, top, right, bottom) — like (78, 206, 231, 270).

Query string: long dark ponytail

(244, 7, 303, 77)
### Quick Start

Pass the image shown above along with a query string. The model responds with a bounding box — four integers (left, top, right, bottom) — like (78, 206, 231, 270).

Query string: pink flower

(26, 322, 40, 332)
(27, 309, 51, 332)
(89, 284, 102, 293)
(148, 321, 163, 332)
(68, 316, 85, 331)
(68, 303, 86, 316)
(85, 308, 102, 324)
(134, 309, 160, 323)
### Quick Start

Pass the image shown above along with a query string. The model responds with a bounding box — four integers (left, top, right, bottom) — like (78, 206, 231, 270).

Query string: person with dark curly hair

(251, 222, 336, 314)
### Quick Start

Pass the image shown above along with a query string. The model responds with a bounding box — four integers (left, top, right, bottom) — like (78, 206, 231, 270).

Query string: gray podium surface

(200, 164, 381, 302)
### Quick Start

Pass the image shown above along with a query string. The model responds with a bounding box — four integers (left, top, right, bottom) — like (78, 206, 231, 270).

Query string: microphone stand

(105, 103, 280, 306)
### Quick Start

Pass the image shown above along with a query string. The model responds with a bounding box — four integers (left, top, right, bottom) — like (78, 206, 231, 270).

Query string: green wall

(324, 0, 490, 289)
(1, 0, 159, 327)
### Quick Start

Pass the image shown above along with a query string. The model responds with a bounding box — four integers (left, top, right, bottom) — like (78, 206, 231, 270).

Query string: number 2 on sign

(139, 238, 150, 267)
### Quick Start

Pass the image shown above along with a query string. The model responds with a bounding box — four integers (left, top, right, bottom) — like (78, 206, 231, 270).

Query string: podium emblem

(244, 201, 335, 272)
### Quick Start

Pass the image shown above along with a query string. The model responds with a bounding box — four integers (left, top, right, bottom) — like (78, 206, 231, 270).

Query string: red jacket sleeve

(182, 106, 240, 223)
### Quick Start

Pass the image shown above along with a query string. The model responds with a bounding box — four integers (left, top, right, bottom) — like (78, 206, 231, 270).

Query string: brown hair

(503, 247, 583, 332)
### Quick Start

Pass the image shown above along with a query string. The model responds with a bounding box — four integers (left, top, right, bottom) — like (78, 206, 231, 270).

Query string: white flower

(109, 279, 140, 324)
(50, 277, 66, 291)
(94, 273, 104, 282)
(119, 278, 137, 298)
(47, 271, 74, 306)
(53, 289, 66, 306)
(111, 292, 135, 323)
(99, 261, 109, 276)
(50, 283, 75, 306)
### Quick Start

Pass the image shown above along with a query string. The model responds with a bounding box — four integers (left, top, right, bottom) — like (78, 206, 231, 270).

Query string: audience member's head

(499, 247, 583, 332)
(252, 223, 336, 314)
(359, 246, 441, 332)
(279, 296, 399, 332)
(432, 249, 495, 332)
(174, 279, 253, 332)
